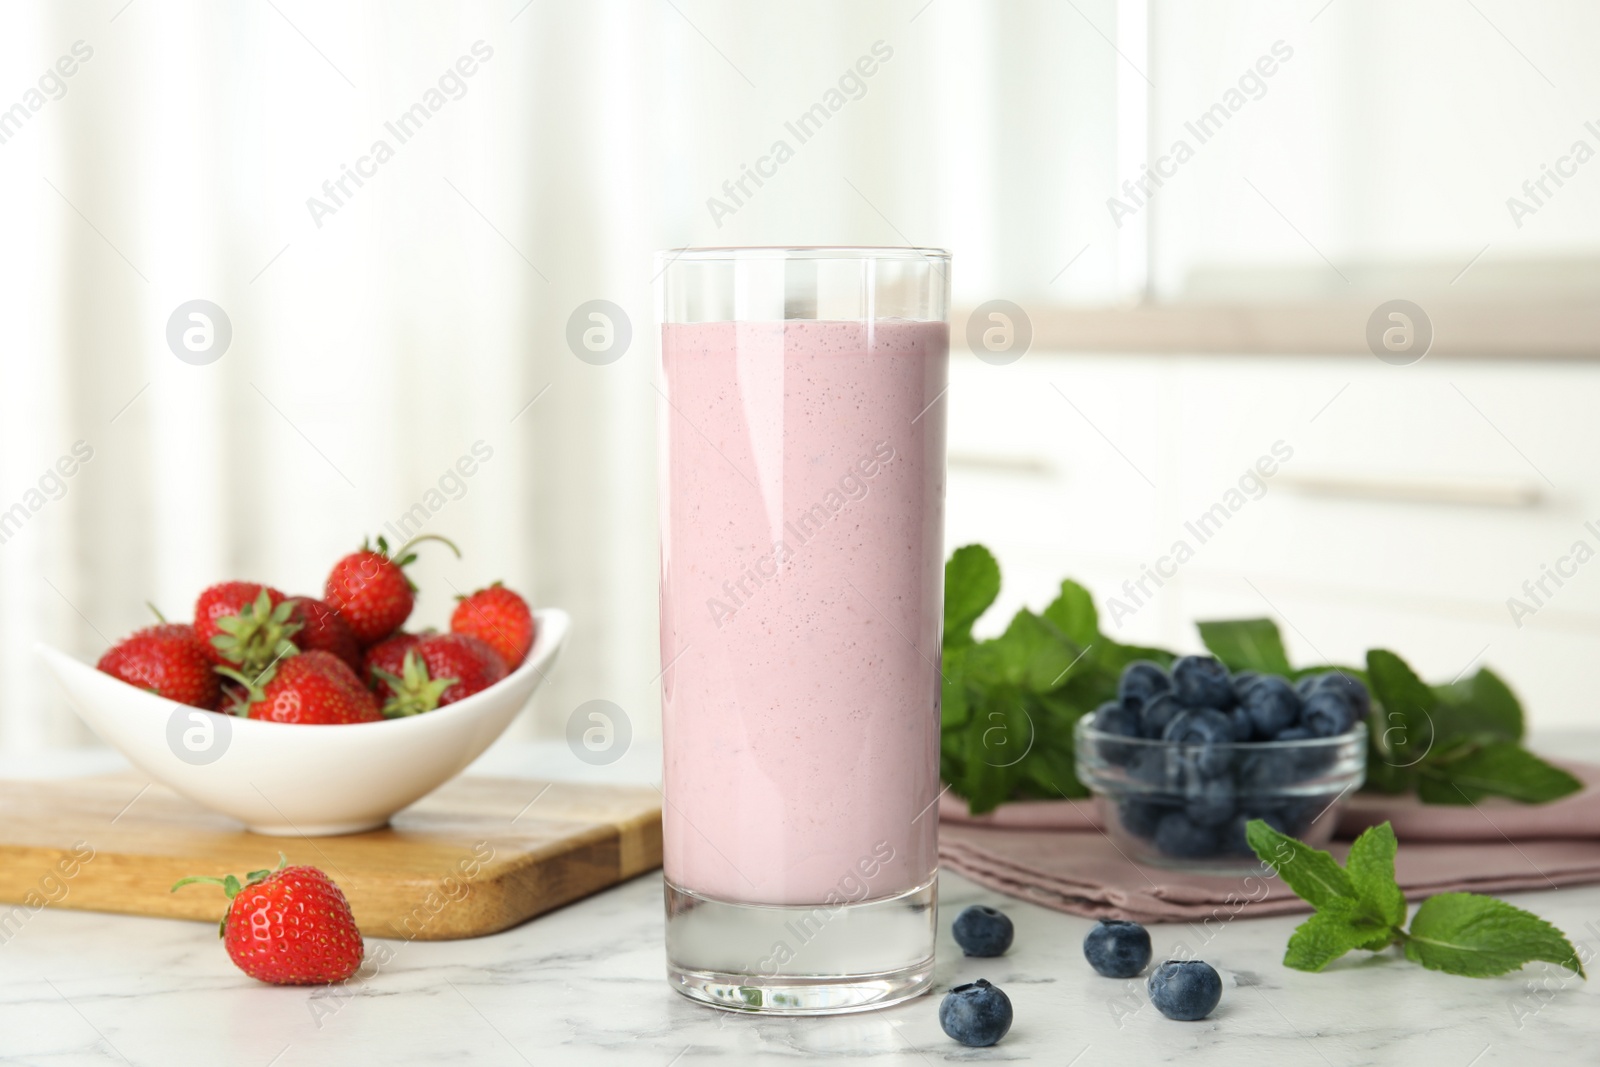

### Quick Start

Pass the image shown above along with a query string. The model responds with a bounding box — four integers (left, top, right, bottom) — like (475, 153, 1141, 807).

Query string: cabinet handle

(1277, 473, 1541, 509)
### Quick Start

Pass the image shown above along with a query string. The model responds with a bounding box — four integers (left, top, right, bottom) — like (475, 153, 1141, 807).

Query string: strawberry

(97, 623, 221, 709)
(194, 582, 299, 674)
(323, 534, 459, 646)
(172, 856, 363, 985)
(363, 631, 424, 699)
(377, 633, 507, 717)
(220, 650, 382, 725)
(450, 582, 536, 669)
(289, 597, 363, 674)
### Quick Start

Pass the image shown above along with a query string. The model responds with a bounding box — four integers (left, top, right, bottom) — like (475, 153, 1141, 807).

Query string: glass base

(664, 877, 937, 1015)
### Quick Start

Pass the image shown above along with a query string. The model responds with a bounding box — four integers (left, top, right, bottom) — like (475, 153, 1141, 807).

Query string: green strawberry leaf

(1404, 892, 1587, 978)
(1417, 742, 1582, 805)
(1344, 821, 1408, 931)
(1196, 618, 1292, 674)
(944, 544, 1001, 648)
(1283, 898, 1397, 971)
(1246, 819, 1356, 909)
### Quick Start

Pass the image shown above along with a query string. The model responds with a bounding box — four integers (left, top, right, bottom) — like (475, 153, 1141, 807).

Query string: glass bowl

(1074, 717, 1367, 873)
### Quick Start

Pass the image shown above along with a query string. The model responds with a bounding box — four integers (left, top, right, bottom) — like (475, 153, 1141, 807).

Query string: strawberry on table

(97, 623, 221, 709)
(450, 582, 536, 669)
(172, 856, 364, 985)
(220, 649, 382, 724)
(194, 582, 299, 674)
(323, 534, 459, 646)
(289, 596, 363, 674)
(377, 632, 507, 717)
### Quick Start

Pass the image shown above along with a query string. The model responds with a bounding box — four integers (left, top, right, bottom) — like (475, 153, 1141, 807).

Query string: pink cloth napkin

(937, 762, 1600, 922)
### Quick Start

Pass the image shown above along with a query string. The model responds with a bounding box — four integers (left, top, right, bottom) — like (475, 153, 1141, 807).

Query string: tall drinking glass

(656, 247, 950, 1014)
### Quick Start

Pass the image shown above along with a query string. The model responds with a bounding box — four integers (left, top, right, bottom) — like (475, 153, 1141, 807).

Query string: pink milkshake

(660, 319, 947, 903)
(657, 246, 950, 1014)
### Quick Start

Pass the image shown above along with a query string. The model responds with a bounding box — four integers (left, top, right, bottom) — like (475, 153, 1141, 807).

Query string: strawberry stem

(393, 533, 461, 563)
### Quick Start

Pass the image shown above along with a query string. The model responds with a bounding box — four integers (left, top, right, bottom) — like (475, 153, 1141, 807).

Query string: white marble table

(3, 737, 1597, 1066)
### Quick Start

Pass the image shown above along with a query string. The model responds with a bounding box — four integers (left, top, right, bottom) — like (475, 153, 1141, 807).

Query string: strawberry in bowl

(38, 536, 565, 835)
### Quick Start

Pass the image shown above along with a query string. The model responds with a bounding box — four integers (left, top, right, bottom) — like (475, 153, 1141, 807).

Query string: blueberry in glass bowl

(1075, 657, 1368, 873)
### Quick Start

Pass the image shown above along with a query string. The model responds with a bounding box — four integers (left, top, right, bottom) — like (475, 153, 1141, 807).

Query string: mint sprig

(1246, 819, 1586, 979)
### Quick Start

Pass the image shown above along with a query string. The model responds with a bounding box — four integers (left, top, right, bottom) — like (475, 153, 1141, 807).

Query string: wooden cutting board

(0, 774, 662, 940)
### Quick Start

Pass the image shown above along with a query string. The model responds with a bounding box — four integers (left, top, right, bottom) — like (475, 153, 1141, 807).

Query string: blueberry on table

(1118, 660, 1172, 711)
(939, 979, 1013, 1047)
(1239, 675, 1301, 737)
(952, 904, 1014, 957)
(1083, 919, 1153, 978)
(1138, 693, 1182, 738)
(1172, 655, 1236, 709)
(1148, 959, 1223, 1020)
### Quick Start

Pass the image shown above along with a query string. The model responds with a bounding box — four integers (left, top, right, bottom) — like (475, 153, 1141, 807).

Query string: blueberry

(1267, 725, 1335, 778)
(1236, 747, 1297, 790)
(1138, 693, 1182, 739)
(1118, 660, 1172, 712)
(951, 905, 1014, 957)
(1162, 708, 1235, 777)
(1083, 919, 1153, 978)
(1125, 746, 1171, 787)
(1092, 700, 1143, 766)
(1183, 776, 1236, 827)
(1154, 811, 1219, 858)
(1295, 675, 1321, 700)
(1118, 797, 1178, 839)
(1147, 959, 1223, 1021)
(1172, 655, 1236, 709)
(1231, 670, 1260, 700)
(1305, 671, 1371, 722)
(1226, 705, 1255, 742)
(939, 979, 1013, 1047)
(1302, 690, 1356, 737)
(1238, 675, 1301, 738)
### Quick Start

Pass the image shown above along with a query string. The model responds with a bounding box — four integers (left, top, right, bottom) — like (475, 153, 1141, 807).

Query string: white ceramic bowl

(37, 609, 568, 835)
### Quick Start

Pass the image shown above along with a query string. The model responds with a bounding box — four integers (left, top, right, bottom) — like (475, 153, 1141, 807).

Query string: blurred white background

(2, 0, 1598, 761)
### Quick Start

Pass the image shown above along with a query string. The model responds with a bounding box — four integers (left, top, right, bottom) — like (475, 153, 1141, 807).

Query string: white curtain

(0, 0, 1121, 759)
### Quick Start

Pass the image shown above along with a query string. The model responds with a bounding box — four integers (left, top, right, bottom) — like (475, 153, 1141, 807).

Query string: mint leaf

(1283, 899, 1396, 972)
(1042, 579, 1100, 648)
(1432, 666, 1524, 742)
(944, 544, 1000, 647)
(1404, 893, 1587, 978)
(1345, 821, 1408, 934)
(1366, 649, 1437, 766)
(1418, 742, 1582, 805)
(1246, 819, 1356, 908)
(1197, 618, 1292, 674)
(966, 610, 1081, 693)
(940, 645, 970, 731)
